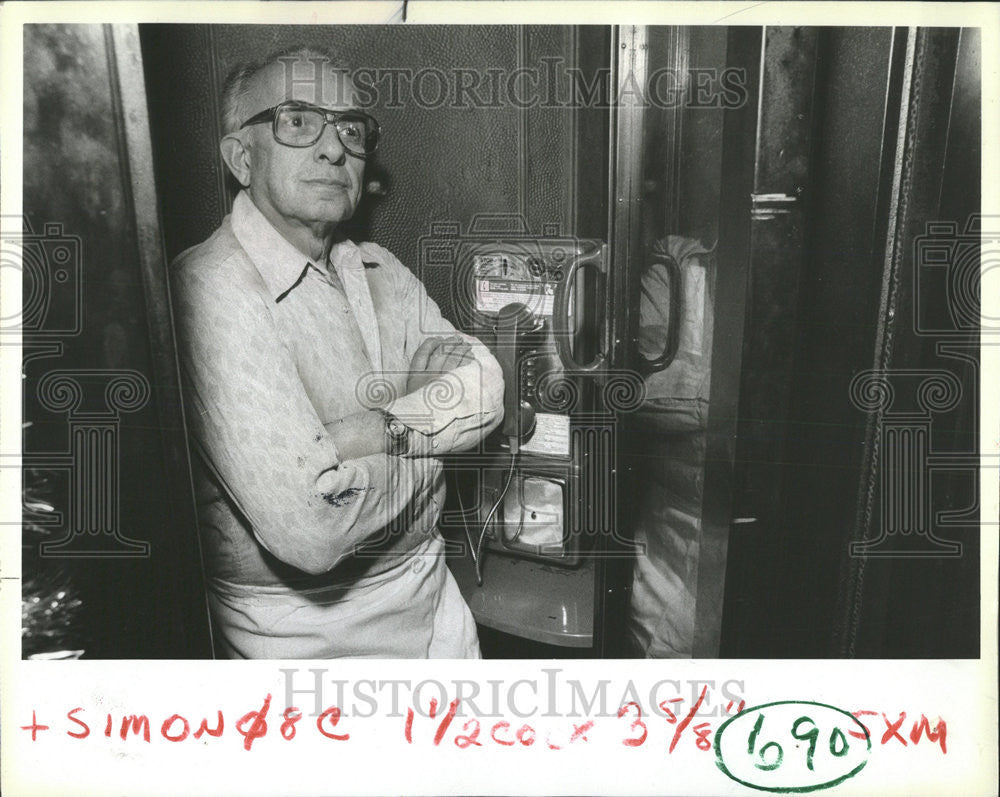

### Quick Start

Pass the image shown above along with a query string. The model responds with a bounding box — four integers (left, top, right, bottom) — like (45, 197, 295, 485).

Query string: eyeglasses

(240, 101, 381, 157)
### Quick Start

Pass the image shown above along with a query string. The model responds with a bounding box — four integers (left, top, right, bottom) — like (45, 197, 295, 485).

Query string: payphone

(419, 220, 608, 582)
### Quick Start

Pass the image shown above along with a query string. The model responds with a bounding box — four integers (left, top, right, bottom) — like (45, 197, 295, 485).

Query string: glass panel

(21, 24, 210, 658)
(623, 26, 736, 657)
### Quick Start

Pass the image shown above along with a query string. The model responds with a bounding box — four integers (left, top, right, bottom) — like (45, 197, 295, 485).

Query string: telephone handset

(494, 301, 539, 445)
(467, 300, 539, 584)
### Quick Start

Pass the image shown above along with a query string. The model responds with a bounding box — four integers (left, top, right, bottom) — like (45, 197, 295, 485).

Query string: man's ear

(220, 133, 252, 187)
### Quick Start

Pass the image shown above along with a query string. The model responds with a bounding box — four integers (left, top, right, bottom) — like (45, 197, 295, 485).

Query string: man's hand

(406, 335, 475, 394)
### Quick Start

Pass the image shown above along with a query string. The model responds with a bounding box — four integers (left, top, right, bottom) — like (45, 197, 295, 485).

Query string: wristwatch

(381, 409, 410, 456)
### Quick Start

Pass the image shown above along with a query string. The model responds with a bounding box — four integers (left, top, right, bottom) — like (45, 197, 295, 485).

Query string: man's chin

(305, 198, 358, 225)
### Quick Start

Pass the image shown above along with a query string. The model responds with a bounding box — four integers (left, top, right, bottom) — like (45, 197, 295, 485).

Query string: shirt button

(431, 439, 439, 449)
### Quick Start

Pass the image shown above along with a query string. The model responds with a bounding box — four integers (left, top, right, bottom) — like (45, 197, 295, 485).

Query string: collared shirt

(171, 191, 503, 590)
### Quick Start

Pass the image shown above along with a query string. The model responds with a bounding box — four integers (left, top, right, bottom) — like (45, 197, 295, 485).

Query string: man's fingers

(412, 335, 467, 367)
(410, 336, 443, 372)
(447, 344, 475, 366)
(410, 336, 474, 387)
(427, 340, 472, 371)
(442, 339, 472, 358)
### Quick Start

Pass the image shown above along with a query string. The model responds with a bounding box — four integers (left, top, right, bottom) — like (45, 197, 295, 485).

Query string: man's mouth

(305, 178, 350, 189)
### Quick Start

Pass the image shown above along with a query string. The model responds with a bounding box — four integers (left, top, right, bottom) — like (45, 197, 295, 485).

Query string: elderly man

(171, 48, 503, 658)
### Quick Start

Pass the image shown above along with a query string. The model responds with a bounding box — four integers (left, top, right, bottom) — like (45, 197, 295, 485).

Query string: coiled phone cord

(458, 448, 517, 586)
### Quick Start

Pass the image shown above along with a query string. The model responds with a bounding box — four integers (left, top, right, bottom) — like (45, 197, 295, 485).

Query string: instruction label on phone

(520, 412, 571, 457)
(475, 278, 555, 316)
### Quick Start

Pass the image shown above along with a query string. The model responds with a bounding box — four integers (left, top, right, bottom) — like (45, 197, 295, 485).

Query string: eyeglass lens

(275, 107, 372, 152)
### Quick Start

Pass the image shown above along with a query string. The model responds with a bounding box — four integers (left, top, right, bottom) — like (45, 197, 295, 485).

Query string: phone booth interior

(141, 24, 746, 658)
(141, 23, 619, 651)
(23, 21, 979, 662)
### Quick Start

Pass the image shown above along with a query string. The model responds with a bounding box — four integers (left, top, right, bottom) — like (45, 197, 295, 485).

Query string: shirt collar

(230, 191, 380, 300)
(330, 234, 384, 274)
(329, 235, 365, 273)
(230, 191, 323, 302)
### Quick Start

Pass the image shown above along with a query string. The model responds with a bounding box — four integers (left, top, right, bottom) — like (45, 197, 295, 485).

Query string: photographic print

(2, 3, 996, 795)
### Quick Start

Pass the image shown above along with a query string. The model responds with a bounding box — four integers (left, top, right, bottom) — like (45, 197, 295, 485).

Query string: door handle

(553, 246, 607, 373)
(636, 251, 682, 376)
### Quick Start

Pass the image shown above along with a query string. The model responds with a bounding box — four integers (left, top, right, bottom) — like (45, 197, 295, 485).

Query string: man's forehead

(252, 58, 356, 110)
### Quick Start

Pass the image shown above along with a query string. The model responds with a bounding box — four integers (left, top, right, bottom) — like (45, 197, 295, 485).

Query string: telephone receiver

(495, 302, 538, 443)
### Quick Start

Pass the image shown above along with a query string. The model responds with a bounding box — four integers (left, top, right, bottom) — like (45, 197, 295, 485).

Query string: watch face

(385, 413, 408, 455)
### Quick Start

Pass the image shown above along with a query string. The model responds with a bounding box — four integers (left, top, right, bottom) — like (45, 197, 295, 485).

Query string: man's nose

(314, 122, 347, 165)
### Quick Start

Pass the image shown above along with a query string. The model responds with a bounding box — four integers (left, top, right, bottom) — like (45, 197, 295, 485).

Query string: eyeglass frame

(239, 100, 382, 157)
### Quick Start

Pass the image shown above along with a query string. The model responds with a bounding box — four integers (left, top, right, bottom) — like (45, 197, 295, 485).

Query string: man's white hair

(220, 46, 349, 136)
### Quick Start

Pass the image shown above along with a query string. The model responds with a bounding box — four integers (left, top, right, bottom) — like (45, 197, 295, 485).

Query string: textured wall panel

(141, 24, 605, 324)
(524, 26, 576, 234)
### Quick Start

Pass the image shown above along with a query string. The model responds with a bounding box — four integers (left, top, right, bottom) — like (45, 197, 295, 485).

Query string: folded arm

(174, 264, 435, 575)
(383, 256, 505, 456)
(321, 336, 477, 458)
